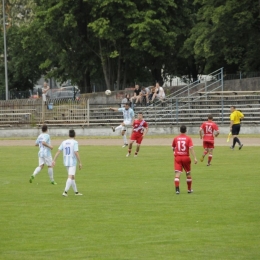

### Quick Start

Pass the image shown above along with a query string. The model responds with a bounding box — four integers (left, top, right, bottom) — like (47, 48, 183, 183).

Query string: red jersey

(132, 119, 148, 134)
(172, 134, 193, 156)
(200, 121, 219, 142)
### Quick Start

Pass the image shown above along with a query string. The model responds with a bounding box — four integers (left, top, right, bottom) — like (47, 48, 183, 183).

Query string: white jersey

(36, 133, 52, 158)
(58, 139, 79, 167)
(118, 107, 135, 122)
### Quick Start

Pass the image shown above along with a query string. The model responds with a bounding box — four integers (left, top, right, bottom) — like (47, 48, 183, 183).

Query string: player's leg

(201, 142, 208, 162)
(134, 134, 143, 157)
(207, 147, 214, 166)
(45, 156, 57, 184)
(29, 157, 44, 183)
(235, 125, 243, 149)
(174, 157, 182, 194)
(122, 129, 128, 147)
(63, 167, 72, 196)
(126, 140, 135, 157)
(183, 156, 192, 193)
(231, 125, 242, 149)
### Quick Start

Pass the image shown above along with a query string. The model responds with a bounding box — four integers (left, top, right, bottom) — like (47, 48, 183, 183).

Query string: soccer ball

(105, 89, 111, 95)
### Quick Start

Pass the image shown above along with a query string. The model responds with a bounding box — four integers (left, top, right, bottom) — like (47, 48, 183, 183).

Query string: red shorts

(203, 141, 214, 149)
(130, 132, 143, 144)
(174, 156, 191, 173)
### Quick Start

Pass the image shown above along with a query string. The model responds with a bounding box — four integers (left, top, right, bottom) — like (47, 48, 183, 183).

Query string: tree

(184, 0, 260, 74)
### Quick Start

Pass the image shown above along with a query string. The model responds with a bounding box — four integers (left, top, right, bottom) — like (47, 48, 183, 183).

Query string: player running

(110, 102, 135, 147)
(126, 112, 148, 157)
(172, 125, 197, 194)
(199, 114, 220, 166)
(29, 124, 57, 185)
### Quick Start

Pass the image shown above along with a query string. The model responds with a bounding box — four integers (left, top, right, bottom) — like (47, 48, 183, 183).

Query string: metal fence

(0, 97, 89, 127)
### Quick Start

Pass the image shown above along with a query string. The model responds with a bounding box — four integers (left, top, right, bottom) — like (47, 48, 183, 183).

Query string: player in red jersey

(126, 112, 148, 157)
(172, 125, 197, 194)
(199, 114, 220, 166)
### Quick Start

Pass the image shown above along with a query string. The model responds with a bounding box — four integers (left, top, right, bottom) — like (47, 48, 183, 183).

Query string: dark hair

(69, 129, 75, 138)
(231, 105, 236, 109)
(125, 102, 130, 106)
(208, 114, 213, 120)
(180, 125, 186, 133)
(138, 112, 143, 115)
(42, 124, 48, 132)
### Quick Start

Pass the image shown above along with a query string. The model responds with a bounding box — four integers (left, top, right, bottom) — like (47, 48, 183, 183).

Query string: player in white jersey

(52, 129, 83, 197)
(29, 124, 56, 185)
(109, 102, 135, 147)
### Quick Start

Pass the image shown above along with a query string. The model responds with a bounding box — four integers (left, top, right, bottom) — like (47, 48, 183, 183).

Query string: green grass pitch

(1, 144, 260, 260)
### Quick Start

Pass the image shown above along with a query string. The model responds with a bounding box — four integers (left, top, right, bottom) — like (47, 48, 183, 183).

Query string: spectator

(140, 86, 151, 106)
(42, 82, 50, 104)
(154, 83, 165, 102)
(121, 94, 131, 108)
(130, 85, 142, 106)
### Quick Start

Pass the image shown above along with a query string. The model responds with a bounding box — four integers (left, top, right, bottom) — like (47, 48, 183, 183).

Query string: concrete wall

(0, 125, 258, 138)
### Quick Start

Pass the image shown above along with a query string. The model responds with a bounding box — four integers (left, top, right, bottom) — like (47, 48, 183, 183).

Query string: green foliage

(0, 144, 260, 259)
(185, 0, 260, 73)
(1, 0, 259, 93)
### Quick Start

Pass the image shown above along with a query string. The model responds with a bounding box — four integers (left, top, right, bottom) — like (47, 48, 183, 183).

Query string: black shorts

(232, 124, 241, 135)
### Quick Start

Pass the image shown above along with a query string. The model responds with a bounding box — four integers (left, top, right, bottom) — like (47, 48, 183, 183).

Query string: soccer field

(1, 144, 260, 260)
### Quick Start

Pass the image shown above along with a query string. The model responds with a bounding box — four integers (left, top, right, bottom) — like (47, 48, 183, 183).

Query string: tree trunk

(99, 40, 110, 89)
(116, 48, 121, 91)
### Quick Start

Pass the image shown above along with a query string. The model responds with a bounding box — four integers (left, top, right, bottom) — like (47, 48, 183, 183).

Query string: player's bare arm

(143, 127, 148, 137)
(109, 107, 118, 111)
(75, 151, 82, 170)
(52, 150, 61, 166)
(190, 147, 197, 164)
(42, 141, 53, 150)
(215, 130, 220, 137)
(199, 128, 203, 139)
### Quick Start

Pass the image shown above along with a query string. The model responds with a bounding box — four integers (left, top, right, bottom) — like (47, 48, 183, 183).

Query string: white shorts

(122, 120, 132, 131)
(66, 166, 76, 175)
(42, 94, 47, 102)
(39, 156, 52, 167)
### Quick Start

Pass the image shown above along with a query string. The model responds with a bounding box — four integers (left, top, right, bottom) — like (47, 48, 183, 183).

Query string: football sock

(128, 149, 131, 154)
(208, 155, 212, 164)
(203, 151, 208, 156)
(48, 168, 54, 182)
(186, 176, 192, 190)
(65, 178, 72, 192)
(174, 177, 180, 189)
(33, 166, 41, 176)
(236, 137, 241, 145)
(71, 180, 78, 193)
(123, 134, 127, 144)
(233, 138, 236, 147)
(135, 152, 138, 156)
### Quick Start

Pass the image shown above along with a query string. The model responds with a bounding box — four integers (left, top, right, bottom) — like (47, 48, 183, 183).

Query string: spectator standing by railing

(42, 82, 50, 105)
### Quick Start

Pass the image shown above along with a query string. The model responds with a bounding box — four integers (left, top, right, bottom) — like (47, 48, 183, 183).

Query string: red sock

(208, 155, 212, 164)
(186, 176, 192, 190)
(174, 177, 180, 188)
(203, 151, 208, 156)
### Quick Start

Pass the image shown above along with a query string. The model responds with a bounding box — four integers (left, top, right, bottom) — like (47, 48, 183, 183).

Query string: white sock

(123, 134, 127, 144)
(71, 180, 78, 193)
(115, 125, 123, 131)
(65, 178, 72, 192)
(33, 166, 41, 176)
(48, 168, 54, 181)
